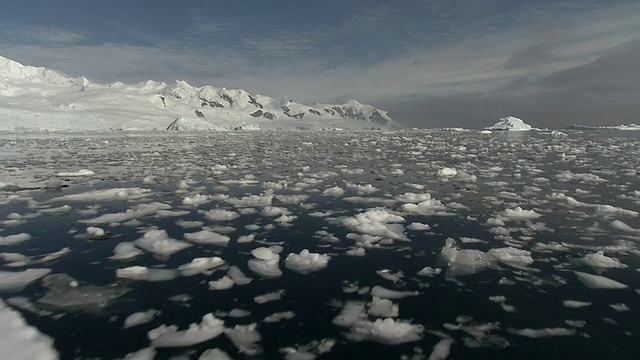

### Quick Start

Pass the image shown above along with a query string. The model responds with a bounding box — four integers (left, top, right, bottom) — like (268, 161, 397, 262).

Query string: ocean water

(0, 130, 639, 359)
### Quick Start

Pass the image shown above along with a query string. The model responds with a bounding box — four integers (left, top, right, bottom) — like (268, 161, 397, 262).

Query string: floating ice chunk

(573, 271, 628, 289)
(562, 300, 592, 308)
(0, 268, 51, 292)
(199, 348, 232, 360)
(501, 207, 542, 220)
(428, 338, 454, 360)
(48, 187, 150, 202)
(0, 252, 32, 267)
(156, 209, 190, 218)
(439, 238, 497, 276)
(280, 338, 336, 360)
(0, 233, 32, 246)
(123, 347, 156, 360)
(332, 301, 367, 327)
(254, 290, 285, 304)
(109, 242, 143, 261)
(285, 250, 330, 274)
(226, 194, 273, 207)
(82, 202, 172, 224)
(208, 276, 234, 290)
(248, 258, 282, 278)
(38, 273, 130, 310)
(251, 247, 279, 260)
(507, 327, 576, 338)
(134, 229, 191, 257)
(176, 219, 205, 228)
(86, 226, 106, 239)
(227, 266, 252, 285)
(345, 182, 378, 194)
(346, 318, 424, 344)
(609, 303, 630, 312)
(395, 192, 433, 203)
(489, 296, 516, 313)
(322, 186, 345, 196)
(178, 257, 225, 276)
(124, 309, 161, 329)
(438, 168, 457, 177)
(341, 208, 408, 241)
(224, 323, 262, 355)
(204, 208, 240, 221)
(407, 222, 431, 231)
(264, 311, 296, 323)
(417, 267, 442, 277)
(116, 266, 178, 282)
(148, 313, 225, 348)
(275, 214, 297, 224)
(576, 251, 627, 269)
(276, 194, 309, 204)
(0, 299, 58, 360)
(367, 297, 399, 318)
(345, 247, 366, 256)
(376, 269, 404, 283)
(184, 230, 230, 245)
(595, 204, 638, 217)
(610, 220, 639, 233)
(370, 285, 419, 299)
(489, 247, 534, 267)
(56, 169, 95, 177)
(228, 309, 251, 318)
(183, 194, 211, 206)
(401, 199, 449, 216)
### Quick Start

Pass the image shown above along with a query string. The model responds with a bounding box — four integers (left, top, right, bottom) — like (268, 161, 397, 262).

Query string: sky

(0, 0, 638, 128)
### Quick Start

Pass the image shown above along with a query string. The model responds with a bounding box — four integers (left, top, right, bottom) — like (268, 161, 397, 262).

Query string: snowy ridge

(568, 123, 640, 131)
(0, 55, 398, 132)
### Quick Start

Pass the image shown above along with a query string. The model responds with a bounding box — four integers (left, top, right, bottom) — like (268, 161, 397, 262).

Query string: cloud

(380, 39, 640, 128)
(0, 25, 86, 45)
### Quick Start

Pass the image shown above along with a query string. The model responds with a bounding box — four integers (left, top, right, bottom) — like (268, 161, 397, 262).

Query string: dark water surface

(0, 130, 639, 359)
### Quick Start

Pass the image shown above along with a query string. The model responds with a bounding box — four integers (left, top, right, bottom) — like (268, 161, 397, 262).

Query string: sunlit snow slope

(0, 56, 399, 132)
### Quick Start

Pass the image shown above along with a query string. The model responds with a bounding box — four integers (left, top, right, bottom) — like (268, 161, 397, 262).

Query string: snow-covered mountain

(485, 116, 535, 131)
(568, 124, 640, 131)
(0, 55, 399, 132)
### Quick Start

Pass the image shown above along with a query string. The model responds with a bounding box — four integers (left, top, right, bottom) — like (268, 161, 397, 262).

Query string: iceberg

(485, 116, 533, 131)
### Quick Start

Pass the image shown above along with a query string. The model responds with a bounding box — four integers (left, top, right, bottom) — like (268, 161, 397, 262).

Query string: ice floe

(123, 309, 161, 329)
(573, 271, 628, 289)
(178, 257, 225, 276)
(148, 313, 225, 348)
(0, 299, 58, 360)
(0, 268, 51, 292)
(134, 229, 191, 257)
(285, 249, 330, 274)
(38, 273, 130, 310)
(346, 318, 424, 344)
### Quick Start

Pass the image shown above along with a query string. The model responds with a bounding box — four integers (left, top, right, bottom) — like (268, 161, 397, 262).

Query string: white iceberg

(485, 116, 533, 131)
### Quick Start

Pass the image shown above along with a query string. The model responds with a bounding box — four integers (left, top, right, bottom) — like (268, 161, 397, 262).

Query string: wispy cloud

(0, 25, 86, 45)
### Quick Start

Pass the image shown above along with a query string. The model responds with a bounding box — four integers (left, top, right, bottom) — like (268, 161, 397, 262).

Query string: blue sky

(0, 0, 638, 127)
